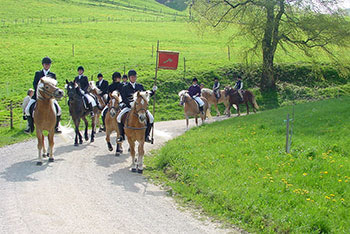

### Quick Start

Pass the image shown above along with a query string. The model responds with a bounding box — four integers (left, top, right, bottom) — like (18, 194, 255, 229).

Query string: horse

(105, 91, 123, 156)
(224, 86, 259, 116)
(178, 90, 209, 129)
(65, 80, 99, 146)
(123, 91, 151, 174)
(201, 88, 230, 116)
(88, 81, 106, 131)
(34, 77, 64, 165)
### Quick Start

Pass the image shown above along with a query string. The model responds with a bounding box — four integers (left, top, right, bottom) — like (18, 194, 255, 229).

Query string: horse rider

(100, 72, 123, 131)
(22, 88, 34, 133)
(96, 73, 109, 101)
(122, 74, 128, 85)
(25, 56, 62, 134)
(213, 77, 221, 99)
(234, 75, 244, 101)
(117, 69, 157, 143)
(188, 77, 204, 114)
(74, 66, 96, 116)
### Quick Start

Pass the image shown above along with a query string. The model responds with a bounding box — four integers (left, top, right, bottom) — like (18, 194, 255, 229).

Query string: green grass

(146, 97, 350, 233)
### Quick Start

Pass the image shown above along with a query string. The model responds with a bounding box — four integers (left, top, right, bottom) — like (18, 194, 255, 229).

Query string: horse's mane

(37, 76, 58, 99)
(130, 91, 150, 108)
(111, 91, 122, 103)
(201, 88, 213, 95)
(88, 81, 101, 94)
(178, 90, 189, 97)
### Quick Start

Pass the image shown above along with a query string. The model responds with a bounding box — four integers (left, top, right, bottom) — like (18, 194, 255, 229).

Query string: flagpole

(151, 40, 159, 144)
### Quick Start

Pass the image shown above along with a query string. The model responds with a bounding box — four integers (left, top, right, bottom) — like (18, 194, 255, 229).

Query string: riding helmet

(192, 77, 198, 82)
(97, 73, 103, 78)
(77, 66, 84, 71)
(41, 56, 52, 64)
(128, 69, 137, 77)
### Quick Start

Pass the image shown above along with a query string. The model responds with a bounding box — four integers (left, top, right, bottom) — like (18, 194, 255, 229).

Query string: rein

(125, 97, 148, 130)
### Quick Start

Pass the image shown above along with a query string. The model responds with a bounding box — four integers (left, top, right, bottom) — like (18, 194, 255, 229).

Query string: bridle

(125, 96, 148, 130)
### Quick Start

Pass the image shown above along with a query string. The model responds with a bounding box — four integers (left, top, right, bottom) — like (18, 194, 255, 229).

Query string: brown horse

(201, 88, 230, 116)
(105, 91, 123, 156)
(88, 81, 106, 131)
(224, 86, 259, 116)
(34, 77, 64, 165)
(124, 91, 151, 174)
(178, 90, 209, 129)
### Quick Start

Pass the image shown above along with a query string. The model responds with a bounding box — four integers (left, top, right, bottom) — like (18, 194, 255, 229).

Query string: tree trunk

(261, 50, 276, 91)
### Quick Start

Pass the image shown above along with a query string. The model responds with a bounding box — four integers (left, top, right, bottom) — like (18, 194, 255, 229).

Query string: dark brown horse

(66, 80, 99, 146)
(224, 86, 259, 116)
(34, 77, 64, 165)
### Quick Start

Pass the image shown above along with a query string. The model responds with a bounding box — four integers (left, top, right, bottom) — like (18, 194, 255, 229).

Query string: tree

(191, 0, 350, 91)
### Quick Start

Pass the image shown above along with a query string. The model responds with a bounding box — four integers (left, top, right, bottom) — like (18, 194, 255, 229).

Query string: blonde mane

(130, 91, 150, 108)
(37, 76, 58, 99)
(111, 91, 122, 103)
(178, 90, 189, 97)
(201, 88, 214, 95)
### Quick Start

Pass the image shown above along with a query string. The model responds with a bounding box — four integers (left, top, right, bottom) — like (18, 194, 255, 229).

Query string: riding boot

(117, 123, 125, 142)
(145, 122, 153, 144)
(25, 116, 34, 134)
(88, 103, 94, 117)
(199, 105, 204, 115)
(55, 115, 62, 134)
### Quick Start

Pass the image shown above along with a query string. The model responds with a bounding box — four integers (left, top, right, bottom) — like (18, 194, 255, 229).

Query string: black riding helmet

(128, 69, 137, 77)
(97, 73, 103, 78)
(192, 77, 198, 82)
(112, 72, 121, 82)
(77, 66, 84, 72)
(42, 56, 52, 64)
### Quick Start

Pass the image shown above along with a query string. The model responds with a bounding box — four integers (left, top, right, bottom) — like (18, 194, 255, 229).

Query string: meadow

(146, 97, 350, 233)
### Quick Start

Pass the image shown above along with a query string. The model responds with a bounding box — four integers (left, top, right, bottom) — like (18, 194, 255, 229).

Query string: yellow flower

(303, 173, 308, 176)
(306, 198, 311, 201)
(332, 199, 336, 202)
(324, 171, 328, 174)
(338, 180, 342, 182)
(330, 194, 335, 197)
(340, 198, 345, 202)
(325, 196, 330, 199)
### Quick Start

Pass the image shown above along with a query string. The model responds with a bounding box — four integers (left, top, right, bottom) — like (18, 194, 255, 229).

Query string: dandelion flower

(303, 173, 308, 176)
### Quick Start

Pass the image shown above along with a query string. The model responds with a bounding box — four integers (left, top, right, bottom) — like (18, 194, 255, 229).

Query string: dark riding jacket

(234, 80, 243, 90)
(213, 81, 220, 92)
(121, 82, 154, 108)
(106, 81, 123, 103)
(32, 70, 56, 100)
(188, 84, 201, 98)
(74, 75, 89, 92)
(97, 79, 109, 95)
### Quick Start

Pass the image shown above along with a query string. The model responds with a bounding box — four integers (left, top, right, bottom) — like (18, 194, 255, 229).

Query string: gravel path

(0, 116, 240, 234)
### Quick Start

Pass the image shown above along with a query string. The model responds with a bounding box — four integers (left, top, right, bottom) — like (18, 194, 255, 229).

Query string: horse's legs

(128, 139, 137, 172)
(214, 103, 220, 116)
(246, 102, 250, 115)
(41, 133, 47, 157)
(106, 129, 113, 151)
(36, 130, 43, 165)
(82, 116, 89, 141)
(90, 115, 96, 143)
(227, 105, 231, 117)
(137, 141, 145, 173)
(195, 116, 198, 126)
(48, 130, 54, 162)
(186, 116, 189, 130)
(74, 119, 81, 146)
(237, 105, 241, 117)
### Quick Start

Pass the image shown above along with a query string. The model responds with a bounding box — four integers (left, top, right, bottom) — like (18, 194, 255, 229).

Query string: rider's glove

(152, 86, 158, 92)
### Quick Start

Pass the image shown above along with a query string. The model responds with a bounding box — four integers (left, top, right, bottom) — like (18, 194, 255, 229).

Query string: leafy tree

(191, 0, 350, 90)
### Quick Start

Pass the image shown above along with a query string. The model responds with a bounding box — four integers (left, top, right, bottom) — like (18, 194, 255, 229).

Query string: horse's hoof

(36, 161, 43, 166)
(131, 168, 137, 173)
(128, 148, 131, 152)
(85, 136, 89, 141)
(117, 149, 123, 153)
(42, 154, 47, 158)
(79, 140, 83, 144)
(48, 158, 54, 163)
(115, 152, 120, 157)
(90, 138, 94, 143)
(74, 143, 79, 147)
(137, 169, 143, 174)
(108, 147, 113, 152)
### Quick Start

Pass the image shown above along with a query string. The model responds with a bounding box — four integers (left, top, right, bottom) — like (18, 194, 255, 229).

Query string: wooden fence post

(285, 114, 290, 153)
(228, 45, 231, 61)
(10, 101, 13, 130)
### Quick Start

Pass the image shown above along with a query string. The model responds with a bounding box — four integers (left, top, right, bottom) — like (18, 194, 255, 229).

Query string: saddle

(214, 91, 221, 99)
(30, 101, 59, 118)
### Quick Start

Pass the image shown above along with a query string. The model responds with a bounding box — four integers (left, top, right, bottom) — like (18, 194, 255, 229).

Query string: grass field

(0, 0, 349, 147)
(146, 97, 350, 233)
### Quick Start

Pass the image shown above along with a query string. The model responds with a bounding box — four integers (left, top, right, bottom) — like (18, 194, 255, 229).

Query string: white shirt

(98, 79, 103, 86)
(43, 69, 50, 76)
(22, 96, 31, 113)
(130, 82, 136, 89)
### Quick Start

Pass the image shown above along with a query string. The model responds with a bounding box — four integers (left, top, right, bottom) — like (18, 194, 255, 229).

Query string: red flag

(158, 50, 179, 70)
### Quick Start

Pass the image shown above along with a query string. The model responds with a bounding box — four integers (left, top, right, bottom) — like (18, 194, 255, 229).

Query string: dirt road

(0, 116, 239, 233)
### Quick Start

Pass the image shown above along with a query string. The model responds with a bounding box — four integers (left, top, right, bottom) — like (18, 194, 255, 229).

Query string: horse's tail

(250, 92, 259, 110)
(206, 108, 212, 119)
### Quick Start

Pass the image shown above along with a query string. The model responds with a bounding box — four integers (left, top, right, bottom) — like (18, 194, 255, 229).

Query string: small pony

(34, 77, 64, 165)
(65, 80, 99, 146)
(201, 88, 230, 116)
(88, 81, 106, 131)
(178, 90, 209, 129)
(224, 86, 259, 116)
(105, 91, 123, 156)
(124, 91, 151, 173)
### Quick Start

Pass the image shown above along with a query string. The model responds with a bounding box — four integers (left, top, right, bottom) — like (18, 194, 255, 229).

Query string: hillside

(146, 97, 350, 233)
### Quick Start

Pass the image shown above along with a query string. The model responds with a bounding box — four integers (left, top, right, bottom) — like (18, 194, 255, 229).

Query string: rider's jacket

(32, 69, 56, 100)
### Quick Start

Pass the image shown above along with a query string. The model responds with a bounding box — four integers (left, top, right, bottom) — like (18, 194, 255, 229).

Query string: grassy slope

(146, 97, 350, 233)
(0, 0, 349, 146)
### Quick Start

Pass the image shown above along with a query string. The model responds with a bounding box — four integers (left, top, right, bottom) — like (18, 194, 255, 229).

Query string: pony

(34, 77, 64, 165)
(105, 91, 123, 156)
(178, 90, 209, 129)
(201, 88, 230, 116)
(224, 86, 259, 116)
(65, 80, 99, 146)
(123, 91, 151, 174)
(88, 81, 106, 131)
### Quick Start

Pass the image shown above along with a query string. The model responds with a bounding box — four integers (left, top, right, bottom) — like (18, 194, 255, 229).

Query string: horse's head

(178, 90, 188, 106)
(65, 80, 79, 99)
(131, 91, 150, 124)
(108, 91, 121, 118)
(37, 77, 64, 100)
(224, 86, 233, 97)
(88, 81, 102, 95)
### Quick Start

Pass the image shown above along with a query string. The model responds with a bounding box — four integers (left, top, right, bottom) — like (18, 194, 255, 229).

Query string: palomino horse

(65, 80, 99, 146)
(88, 81, 106, 131)
(201, 88, 230, 116)
(34, 77, 64, 165)
(105, 91, 123, 156)
(224, 86, 259, 116)
(123, 91, 151, 174)
(178, 90, 209, 129)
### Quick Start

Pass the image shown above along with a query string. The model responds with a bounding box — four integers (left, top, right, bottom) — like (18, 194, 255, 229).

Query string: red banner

(158, 50, 179, 70)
